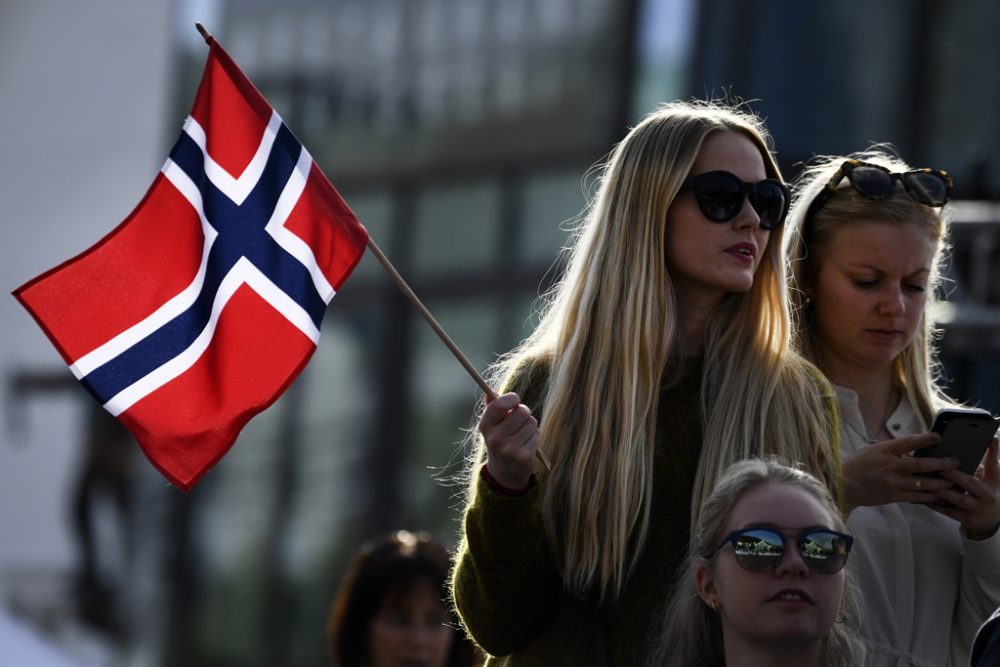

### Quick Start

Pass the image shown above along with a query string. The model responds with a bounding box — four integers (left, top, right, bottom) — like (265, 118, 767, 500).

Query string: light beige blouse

(836, 385, 1000, 667)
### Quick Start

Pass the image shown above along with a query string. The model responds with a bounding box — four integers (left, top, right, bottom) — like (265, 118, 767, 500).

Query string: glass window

(509, 292, 544, 343)
(520, 169, 585, 264)
(339, 190, 392, 281)
(408, 299, 503, 536)
(413, 181, 500, 272)
(928, 4, 1000, 197)
(631, 0, 696, 118)
(194, 393, 283, 576)
(411, 299, 501, 406)
(283, 318, 374, 578)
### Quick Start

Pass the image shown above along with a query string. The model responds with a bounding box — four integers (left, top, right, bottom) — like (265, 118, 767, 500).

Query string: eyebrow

(737, 523, 835, 533)
(845, 263, 931, 277)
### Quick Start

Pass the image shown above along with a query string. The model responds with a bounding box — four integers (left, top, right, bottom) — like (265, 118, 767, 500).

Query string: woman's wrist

(481, 464, 535, 496)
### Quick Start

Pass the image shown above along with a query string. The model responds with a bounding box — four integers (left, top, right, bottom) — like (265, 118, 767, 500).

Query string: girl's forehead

(380, 575, 443, 608)
(726, 482, 833, 532)
(821, 220, 938, 270)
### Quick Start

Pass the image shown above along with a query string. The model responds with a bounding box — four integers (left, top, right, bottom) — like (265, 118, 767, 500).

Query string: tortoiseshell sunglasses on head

(805, 159, 953, 221)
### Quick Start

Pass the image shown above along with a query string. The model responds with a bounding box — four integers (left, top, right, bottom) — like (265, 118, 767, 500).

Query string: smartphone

(915, 407, 999, 506)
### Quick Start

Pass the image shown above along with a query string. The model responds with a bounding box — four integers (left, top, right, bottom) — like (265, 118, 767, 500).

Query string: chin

(766, 616, 831, 643)
(860, 349, 902, 368)
(722, 277, 755, 294)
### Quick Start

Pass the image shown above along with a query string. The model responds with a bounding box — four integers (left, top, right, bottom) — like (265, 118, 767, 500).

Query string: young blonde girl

(656, 459, 865, 667)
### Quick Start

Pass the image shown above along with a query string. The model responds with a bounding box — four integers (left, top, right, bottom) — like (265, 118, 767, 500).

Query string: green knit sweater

(451, 358, 840, 666)
(452, 359, 707, 666)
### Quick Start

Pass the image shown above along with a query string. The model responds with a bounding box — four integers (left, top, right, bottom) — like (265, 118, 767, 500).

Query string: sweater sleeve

(451, 472, 562, 657)
(951, 530, 1000, 665)
(450, 355, 562, 657)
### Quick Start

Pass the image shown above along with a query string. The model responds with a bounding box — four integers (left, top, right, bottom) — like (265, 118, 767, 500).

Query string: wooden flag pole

(365, 237, 551, 471)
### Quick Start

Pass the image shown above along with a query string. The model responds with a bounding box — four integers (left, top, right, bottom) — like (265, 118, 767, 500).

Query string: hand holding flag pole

(364, 238, 552, 472)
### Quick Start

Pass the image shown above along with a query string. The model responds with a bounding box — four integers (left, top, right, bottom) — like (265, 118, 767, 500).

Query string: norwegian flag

(14, 37, 368, 491)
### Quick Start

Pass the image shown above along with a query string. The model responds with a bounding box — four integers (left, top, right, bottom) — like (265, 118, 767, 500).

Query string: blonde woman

(656, 459, 865, 667)
(786, 149, 1000, 666)
(449, 101, 842, 666)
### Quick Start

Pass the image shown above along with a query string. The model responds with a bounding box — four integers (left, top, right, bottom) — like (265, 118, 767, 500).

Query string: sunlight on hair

(932, 301, 957, 324)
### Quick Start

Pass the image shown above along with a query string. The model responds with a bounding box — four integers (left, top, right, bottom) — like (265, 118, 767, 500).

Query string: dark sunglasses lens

(850, 166, 895, 198)
(693, 173, 744, 222)
(902, 173, 948, 206)
(751, 181, 788, 230)
(800, 531, 850, 574)
(732, 529, 784, 572)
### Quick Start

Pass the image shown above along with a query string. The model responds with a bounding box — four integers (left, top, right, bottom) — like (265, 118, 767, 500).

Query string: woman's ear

(695, 561, 718, 608)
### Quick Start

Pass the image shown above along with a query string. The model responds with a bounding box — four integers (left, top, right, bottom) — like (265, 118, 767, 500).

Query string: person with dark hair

(327, 530, 479, 667)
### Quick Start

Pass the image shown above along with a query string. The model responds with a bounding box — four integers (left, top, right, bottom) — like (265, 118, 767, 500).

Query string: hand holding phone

(914, 407, 999, 507)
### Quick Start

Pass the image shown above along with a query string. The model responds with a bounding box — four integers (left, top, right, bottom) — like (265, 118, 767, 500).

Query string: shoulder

(796, 355, 835, 397)
(775, 353, 837, 403)
(501, 354, 553, 411)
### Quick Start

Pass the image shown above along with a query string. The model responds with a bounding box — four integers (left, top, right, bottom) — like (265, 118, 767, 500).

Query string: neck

(816, 354, 897, 439)
(675, 292, 724, 354)
(723, 637, 824, 667)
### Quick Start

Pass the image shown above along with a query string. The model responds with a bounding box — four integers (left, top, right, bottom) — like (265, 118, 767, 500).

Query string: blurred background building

(1, 0, 998, 665)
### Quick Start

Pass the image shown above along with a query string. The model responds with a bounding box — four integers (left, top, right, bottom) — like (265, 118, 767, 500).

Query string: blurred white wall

(0, 1, 173, 579)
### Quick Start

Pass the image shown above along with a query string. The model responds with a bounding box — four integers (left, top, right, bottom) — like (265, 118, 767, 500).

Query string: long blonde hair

(466, 100, 839, 601)
(785, 148, 953, 424)
(655, 459, 866, 667)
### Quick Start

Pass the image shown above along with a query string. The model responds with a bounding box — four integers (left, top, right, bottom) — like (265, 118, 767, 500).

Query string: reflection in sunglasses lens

(801, 532, 848, 574)
(734, 530, 784, 571)
(729, 529, 849, 574)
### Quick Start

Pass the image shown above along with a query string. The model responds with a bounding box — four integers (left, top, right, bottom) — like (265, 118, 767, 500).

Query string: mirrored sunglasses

(679, 170, 790, 231)
(806, 159, 953, 221)
(714, 526, 853, 575)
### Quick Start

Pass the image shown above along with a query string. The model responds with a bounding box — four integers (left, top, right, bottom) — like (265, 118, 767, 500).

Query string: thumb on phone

(976, 437, 1000, 482)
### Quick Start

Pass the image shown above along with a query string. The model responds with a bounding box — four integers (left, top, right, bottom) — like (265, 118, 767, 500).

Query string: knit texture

(452, 358, 705, 666)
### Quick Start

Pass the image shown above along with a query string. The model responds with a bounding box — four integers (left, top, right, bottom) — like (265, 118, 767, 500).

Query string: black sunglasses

(806, 159, 953, 221)
(679, 170, 790, 231)
(714, 526, 853, 575)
